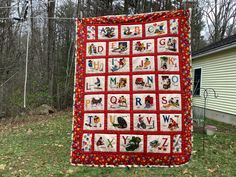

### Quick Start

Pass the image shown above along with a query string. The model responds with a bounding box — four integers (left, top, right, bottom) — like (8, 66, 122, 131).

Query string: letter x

(107, 138, 114, 148)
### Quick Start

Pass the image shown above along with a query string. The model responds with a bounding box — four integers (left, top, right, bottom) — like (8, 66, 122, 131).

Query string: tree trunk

(124, 0, 129, 15)
(47, 0, 56, 106)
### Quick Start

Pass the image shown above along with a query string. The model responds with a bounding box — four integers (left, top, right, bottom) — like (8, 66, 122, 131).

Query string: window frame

(193, 67, 202, 97)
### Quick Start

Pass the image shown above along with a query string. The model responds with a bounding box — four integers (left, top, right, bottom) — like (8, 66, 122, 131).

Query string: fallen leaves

(182, 168, 188, 174)
(26, 128, 33, 135)
(54, 144, 64, 147)
(0, 164, 6, 170)
(207, 168, 217, 173)
(66, 169, 74, 174)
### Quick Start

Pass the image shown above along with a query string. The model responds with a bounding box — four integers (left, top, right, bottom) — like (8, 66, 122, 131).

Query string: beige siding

(192, 47, 236, 115)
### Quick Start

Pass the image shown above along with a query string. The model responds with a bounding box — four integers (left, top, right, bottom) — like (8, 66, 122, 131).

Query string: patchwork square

(121, 24, 142, 38)
(133, 39, 155, 54)
(107, 113, 131, 131)
(109, 41, 130, 55)
(133, 113, 157, 131)
(133, 74, 156, 91)
(72, 10, 192, 167)
(132, 56, 155, 72)
(108, 57, 130, 73)
(147, 135, 171, 153)
(94, 134, 117, 152)
(157, 55, 179, 71)
(83, 113, 105, 130)
(107, 94, 130, 110)
(86, 42, 106, 56)
(160, 114, 182, 131)
(98, 26, 119, 39)
(145, 21, 168, 37)
(86, 58, 106, 73)
(157, 37, 179, 53)
(120, 134, 144, 152)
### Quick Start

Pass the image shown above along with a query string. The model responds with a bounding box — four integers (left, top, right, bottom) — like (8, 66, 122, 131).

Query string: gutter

(192, 42, 236, 59)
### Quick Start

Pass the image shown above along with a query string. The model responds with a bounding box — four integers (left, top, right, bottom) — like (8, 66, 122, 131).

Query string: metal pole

(200, 88, 218, 153)
(203, 89, 207, 152)
(23, 1, 30, 108)
(24, 30, 30, 108)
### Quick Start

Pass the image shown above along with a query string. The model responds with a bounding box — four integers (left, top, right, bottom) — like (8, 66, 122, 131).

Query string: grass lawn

(0, 111, 236, 177)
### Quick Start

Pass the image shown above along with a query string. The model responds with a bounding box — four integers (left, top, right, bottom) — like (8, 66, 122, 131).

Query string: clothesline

(0, 0, 55, 9)
(0, 17, 76, 20)
(0, 72, 18, 88)
(0, 3, 18, 9)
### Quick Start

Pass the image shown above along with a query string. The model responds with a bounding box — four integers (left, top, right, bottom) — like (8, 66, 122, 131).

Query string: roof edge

(192, 42, 236, 59)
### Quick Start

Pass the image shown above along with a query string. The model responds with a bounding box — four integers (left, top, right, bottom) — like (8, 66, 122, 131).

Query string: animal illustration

(110, 116, 127, 129)
(123, 26, 139, 36)
(143, 58, 151, 68)
(125, 136, 141, 151)
(154, 23, 165, 34)
(136, 58, 151, 70)
(112, 42, 128, 53)
(145, 95, 153, 108)
(123, 27, 132, 35)
(162, 76, 171, 89)
(150, 140, 160, 148)
(91, 97, 103, 106)
(100, 27, 115, 38)
(167, 38, 177, 51)
(94, 77, 101, 88)
(163, 97, 179, 108)
(111, 58, 126, 72)
(117, 78, 127, 88)
(85, 115, 101, 127)
(168, 118, 179, 130)
(88, 60, 93, 67)
(118, 96, 127, 107)
(88, 44, 97, 55)
(135, 77, 151, 88)
(135, 78, 145, 86)
(160, 56, 168, 70)
(135, 41, 145, 51)
(137, 115, 146, 129)
(96, 137, 104, 146)
(168, 98, 179, 106)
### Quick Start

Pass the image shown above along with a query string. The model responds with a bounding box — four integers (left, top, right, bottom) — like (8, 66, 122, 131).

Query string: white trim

(70, 160, 192, 167)
(192, 42, 236, 59)
(193, 67, 202, 97)
(70, 19, 78, 165)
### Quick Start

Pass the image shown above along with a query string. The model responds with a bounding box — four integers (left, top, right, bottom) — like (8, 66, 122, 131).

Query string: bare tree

(47, 0, 56, 105)
(202, 0, 236, 43)
(0, 0, 209, 117)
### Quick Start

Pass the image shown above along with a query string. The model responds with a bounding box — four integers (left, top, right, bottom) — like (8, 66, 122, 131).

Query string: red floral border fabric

(71, 10, 192, 167)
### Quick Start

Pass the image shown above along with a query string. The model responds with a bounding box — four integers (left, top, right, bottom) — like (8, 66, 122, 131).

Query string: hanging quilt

(71, 10, 192, 167)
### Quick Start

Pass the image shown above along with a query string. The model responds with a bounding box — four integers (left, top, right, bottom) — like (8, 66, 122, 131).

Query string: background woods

(0, 0, 235, 117)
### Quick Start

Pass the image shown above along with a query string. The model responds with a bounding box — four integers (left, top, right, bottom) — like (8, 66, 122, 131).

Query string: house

(192, 34, 236, 125)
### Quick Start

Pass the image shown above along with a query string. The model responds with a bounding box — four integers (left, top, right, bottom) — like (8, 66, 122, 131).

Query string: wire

(0, 2, 20, 9)
(0, 72, 18, 88)
(0, 16, 76, 20)
(0, 6, 13, 9)
(0, 0, 77, 21)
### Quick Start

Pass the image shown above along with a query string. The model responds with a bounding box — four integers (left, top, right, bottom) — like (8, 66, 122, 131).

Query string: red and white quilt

(71, 10, 192, 167)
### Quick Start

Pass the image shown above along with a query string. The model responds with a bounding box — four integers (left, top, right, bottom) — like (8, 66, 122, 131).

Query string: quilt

(71, 10, 192, 167)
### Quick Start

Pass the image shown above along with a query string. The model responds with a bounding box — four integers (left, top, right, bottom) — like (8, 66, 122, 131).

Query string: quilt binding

(70, 9, 193, 167)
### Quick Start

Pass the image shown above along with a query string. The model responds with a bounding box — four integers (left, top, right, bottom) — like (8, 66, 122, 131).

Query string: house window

(193, 68, 201, 96)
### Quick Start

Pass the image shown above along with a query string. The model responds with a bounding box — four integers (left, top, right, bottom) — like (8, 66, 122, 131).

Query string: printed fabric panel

(71, 10, 192, 167)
